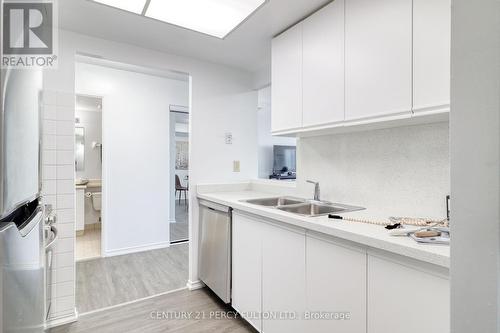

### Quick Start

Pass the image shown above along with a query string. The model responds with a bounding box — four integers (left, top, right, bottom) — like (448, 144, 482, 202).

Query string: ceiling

(59, 0, 332, 74)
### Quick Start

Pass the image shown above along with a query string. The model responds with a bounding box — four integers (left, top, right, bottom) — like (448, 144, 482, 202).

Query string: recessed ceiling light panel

(93, 0, 147, 14)
(145, 0, 267, 38)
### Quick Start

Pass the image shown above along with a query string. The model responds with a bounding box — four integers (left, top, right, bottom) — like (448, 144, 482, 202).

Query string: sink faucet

(306, 180, 321, 201)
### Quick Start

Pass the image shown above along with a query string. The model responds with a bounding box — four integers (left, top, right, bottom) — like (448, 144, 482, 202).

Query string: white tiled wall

(41, 90, 77, 320)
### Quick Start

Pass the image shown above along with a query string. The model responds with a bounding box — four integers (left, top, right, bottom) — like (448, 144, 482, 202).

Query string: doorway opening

(75, 95, 103, 262)
(73, 58, 191, 315)
(170, 106, 190, 244)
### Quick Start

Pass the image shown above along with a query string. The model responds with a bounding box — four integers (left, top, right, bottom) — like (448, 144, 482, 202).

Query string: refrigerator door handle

(45, 225, 58, 249)
(19, 206, 43, 237)
(44, 225, 58, 249)
(45, 209, 57, 226)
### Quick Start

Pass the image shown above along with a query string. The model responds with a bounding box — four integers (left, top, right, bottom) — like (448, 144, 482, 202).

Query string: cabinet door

(302, 0, 345, 127)
(345, 0, 412, 121)
(231, 213, 262, 332)
(413, 0, 451, 114)
(306, 235, 366, 333)
(262, 222, 306, 333)
(367, 255, 450, 333)
(271, 23, 303, 132)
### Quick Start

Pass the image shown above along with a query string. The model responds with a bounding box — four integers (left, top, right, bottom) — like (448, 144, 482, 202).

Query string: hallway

(76, 243, 188, 314)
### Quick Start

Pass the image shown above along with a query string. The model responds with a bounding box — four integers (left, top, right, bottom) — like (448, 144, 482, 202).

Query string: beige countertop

(75, 179, 102, 189)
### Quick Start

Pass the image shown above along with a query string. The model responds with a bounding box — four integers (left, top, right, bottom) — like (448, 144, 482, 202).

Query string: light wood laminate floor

(50, 288, 255, 333)
(76, 243, 188, 314)
(170, 201, 189, 242)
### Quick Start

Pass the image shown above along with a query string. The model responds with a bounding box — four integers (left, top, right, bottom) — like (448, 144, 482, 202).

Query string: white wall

(257, 86, 296, 179)
(42, 29, 258, 323)
(296, 122, 450, 219)
(450, 0, 500, 332)
(75, 109, 102, 180)
(75, 62, 188, 255)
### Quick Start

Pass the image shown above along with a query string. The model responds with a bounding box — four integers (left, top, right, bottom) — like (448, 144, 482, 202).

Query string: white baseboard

(46, 287, 192, 328)
(79, 287, 188, 316)
(104, 241, 171, 257)
(45, 308, 78, 329)
(187, 279, 205, 291)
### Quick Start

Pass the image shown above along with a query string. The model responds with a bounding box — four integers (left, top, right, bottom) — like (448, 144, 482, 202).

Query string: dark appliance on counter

(269, 145, 296, 180)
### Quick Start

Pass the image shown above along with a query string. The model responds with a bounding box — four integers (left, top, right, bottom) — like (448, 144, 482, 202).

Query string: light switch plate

(233, 160, 240, 172)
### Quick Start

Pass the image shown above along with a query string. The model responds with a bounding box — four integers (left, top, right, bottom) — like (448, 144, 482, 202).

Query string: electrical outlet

(225, 132, 233, 144)
(233, 160, 240, 172)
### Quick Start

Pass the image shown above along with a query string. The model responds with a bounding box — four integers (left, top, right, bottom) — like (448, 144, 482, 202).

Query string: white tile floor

(76, 228, 101, 261)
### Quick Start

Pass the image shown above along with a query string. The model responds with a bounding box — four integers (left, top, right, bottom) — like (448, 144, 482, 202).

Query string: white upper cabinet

(413, 0, 451, 115)
(345, 0, 413, 121)
(302, 0, 345, 127)
(270, 0, 450, 134)
(271, 23, 303, 132)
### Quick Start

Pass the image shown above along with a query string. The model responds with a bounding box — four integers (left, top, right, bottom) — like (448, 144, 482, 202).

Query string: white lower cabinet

(262, 222, 306, 333)
(367, 254, 450, 333)
(231, 211, 449, 333)
(306, 233, 367, 333)
(231, 212, 263, 332)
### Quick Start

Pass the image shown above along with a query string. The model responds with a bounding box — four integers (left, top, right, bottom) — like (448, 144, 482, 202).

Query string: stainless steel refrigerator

(0, 64, 48, 331)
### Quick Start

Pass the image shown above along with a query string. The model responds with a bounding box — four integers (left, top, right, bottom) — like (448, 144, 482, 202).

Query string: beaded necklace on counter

(329, 215, 449, 228)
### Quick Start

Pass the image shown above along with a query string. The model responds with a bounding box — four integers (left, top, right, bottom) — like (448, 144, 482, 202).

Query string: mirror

(75, 127, 85, 172)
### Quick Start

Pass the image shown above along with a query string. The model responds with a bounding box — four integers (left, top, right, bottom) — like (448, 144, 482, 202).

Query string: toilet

(91, 192, 102, 212)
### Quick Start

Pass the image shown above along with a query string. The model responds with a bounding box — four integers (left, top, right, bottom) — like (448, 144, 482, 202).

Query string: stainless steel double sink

(242, 197, 365, 217)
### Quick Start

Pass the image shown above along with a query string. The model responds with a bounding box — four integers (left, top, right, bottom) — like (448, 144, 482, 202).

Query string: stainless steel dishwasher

(198, 200, 232, 303)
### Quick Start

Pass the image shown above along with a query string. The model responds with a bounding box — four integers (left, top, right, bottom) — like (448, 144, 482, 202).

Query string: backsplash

(296, 122, 450, 219)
